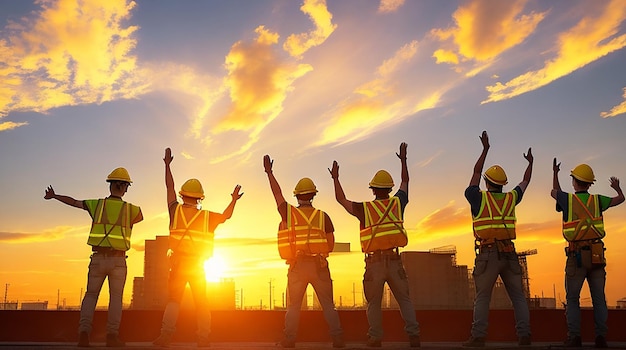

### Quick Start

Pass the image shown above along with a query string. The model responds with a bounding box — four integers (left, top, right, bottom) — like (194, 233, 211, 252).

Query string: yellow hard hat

(293, 177, 318, 195)
(179, 178, 205, 199)
(483, 165, 508, 186)
(369, 170, 394, 189)
(570, 164, 595, 183)
(106, 167, 132, 183)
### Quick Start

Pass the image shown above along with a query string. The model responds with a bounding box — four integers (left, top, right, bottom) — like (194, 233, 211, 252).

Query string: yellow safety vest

(472, 191, 517, 243)
(277, 204, 329, 259)
(563, 193, 605, 242)
(170, 204, 213, 258)
(86, 198, 140, 251)
(360, 197, 408, 253)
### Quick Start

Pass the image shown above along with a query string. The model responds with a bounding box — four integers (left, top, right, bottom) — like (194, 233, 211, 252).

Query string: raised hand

(480, 131, 490, 150)
(44, 185, 56, 200)
(610, 177, 621, 191)
(396, 142, 407, 160)
(263, 155, 273, 173)
(164, 148, 173, 165)
(553, 158, 561, 173)
(329, 161, 339, 179)
(231, 184, 244, 200)
(524, 148, 533, 163)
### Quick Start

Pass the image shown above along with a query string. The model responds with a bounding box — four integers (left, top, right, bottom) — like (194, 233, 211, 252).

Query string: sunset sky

(1, 0, 626, 310)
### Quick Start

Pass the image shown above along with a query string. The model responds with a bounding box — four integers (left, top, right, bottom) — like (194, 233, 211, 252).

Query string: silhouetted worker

(44, 167, 143, 347)
(330, 142, 420, 348)
(264, 155, 345, 349)
(153, 148, 242, 348)
(462, 131, 533, 347)
(552, 160, 624, 348)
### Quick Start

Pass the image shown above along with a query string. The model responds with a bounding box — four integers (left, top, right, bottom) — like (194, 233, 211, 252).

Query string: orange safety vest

(563, 193, 605, 242)
(86, 198, 140, 251)
(169, 204, 213, 258)
(360, 197, 408, 253)
(277, 204, 329, 259)
(472, 191, 517, 243)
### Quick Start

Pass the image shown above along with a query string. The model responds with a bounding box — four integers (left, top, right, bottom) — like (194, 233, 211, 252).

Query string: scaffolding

(517, 249, 537, 299)
(429, 245, 457, 266)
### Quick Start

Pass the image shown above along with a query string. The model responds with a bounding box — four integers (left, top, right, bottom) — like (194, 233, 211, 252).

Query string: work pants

(79, 254, 127, 335)
(470, 247, 530, 338)
(284, 255, 343, 341)
(160, 255, 211, 340)
(363, 254, 419, 340)
(565, 255, 607, 337)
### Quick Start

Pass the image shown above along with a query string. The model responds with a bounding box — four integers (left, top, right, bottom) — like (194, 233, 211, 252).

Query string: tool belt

(565, 240, 605, 268)
(92, 246, 126, 257)
(365, 247, 400, 263)
(475, 239, 515, 254)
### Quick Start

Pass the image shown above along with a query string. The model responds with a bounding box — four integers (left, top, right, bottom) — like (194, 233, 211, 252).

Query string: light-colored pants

(284, 256, 343, 341)
(565, 255, 607, 337)
(160, 255, 211, 340)
(470, 247, 530, 338)
(363, 255, 419, 340)
(79, 254, 127, 335)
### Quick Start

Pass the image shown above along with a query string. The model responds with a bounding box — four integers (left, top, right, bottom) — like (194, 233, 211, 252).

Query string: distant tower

(516, 249, 538, 300)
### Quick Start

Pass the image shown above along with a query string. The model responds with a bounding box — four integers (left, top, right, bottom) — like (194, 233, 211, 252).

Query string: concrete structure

(402, 248, 472, 310)
(131, 235, 236, 310)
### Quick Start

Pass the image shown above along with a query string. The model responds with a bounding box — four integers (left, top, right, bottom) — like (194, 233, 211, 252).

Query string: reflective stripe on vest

(170, 204, 213, 257)
(87, 198, 133, 250)
(563, 193, 605, 242)
(472, 191, 517, 242)
(360, 197, 407, 253)
(277, 205, 329, 258)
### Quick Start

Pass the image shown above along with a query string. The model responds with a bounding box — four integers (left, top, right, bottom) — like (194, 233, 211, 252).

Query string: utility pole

(352, 282, 356, 307)
(3, 284, 8, 310)
(268, 278, 274, 310)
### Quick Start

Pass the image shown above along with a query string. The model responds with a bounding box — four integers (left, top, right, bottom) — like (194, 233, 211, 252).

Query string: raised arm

(397, 142, 409, 194)
(469, 131, 490, 187)
(164, 148, 177, 203)
(263, 155, 286, 207)
(221, 185, 243, 220)
(518, 147, 533, 192)
(44, 186, 84, 209)
(609, 177, 625, 208)
(329, 160, 355, 215)
(551, 158, 561, 199)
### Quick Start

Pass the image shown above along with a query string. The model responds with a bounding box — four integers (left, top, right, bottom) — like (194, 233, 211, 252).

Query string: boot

(105, 333, 125, 347)
(77, 331, 89, 347)
(462, 336, 486, 347)
(409, 335, 421, 348)
(153, 332, 173, 347)
(332, 334, 345, 348)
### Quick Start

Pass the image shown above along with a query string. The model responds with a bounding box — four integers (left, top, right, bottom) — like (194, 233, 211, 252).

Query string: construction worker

(551, 159, 624, 348)
(263, 155, 345, 349)
(44, 167, 143, 347)
(153, 148, 243, 348)
(462, 131, 533, 347)
(329, 142, 420, 348)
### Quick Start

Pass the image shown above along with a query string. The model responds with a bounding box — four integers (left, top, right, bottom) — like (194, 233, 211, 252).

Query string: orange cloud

(0, 0, 145, 121)
(283, 0, 337, 58)
(0, 121, 28, 131)
(204, 25, 313, 163)
(484, 0, 626, 103)
(601, 87, 626, 118)
(431, 0, 545, 65)
(318, 41, 441, 146)
(0, 226, 74, 243)
(378, 0, 405, 14)
(412, 201, 471, 240)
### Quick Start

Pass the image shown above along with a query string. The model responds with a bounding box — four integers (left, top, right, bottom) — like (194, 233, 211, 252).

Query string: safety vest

(170, 204, 213, 258)
(360, 197, 408, 253)
(86, 198, 140, 251)
(277, 204, 329, 259)
(472, 191, 517, 243)
(563, 193, 605, 242)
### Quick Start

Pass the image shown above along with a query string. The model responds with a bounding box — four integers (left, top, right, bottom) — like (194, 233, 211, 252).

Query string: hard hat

(570, 164, 595, 183)
(179, 178, 205, 199)
(483, 165, 508, 186)
(369, 170, 394, 189)
(106, 167, 132, 183)
(293, 177, 318, 195)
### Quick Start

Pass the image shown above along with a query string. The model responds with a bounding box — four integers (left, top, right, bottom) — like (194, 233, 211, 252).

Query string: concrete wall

(1, 309, 625, 343)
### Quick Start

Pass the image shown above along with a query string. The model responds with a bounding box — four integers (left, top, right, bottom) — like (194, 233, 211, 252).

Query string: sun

(204, 254, 227, 282)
